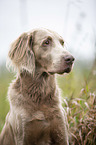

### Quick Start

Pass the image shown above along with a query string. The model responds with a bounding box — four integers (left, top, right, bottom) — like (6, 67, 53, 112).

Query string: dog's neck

(18, 70, 57, 103)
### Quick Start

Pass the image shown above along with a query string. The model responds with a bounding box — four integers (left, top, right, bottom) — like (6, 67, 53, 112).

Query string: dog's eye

(42, 36, 52, 47)
(43, 39, 50, 46)
(60, 40, 64, 46)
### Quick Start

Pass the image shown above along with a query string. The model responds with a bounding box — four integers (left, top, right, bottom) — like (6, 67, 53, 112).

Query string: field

(0, 63, 96, 144)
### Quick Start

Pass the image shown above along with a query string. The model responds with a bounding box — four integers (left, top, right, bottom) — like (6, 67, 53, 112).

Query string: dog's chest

(23, 105, 61, 145)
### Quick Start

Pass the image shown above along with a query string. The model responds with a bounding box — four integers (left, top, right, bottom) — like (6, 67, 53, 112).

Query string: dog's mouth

(48, 63, 74, 75)
(60, 66, 72, 74)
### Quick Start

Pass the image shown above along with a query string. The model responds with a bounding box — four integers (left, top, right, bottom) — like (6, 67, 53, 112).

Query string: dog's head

(7, 28, 75, 75)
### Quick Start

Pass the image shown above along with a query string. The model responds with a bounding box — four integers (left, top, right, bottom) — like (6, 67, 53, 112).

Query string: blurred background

(0, 0, 96, 64)
(0, 0, 96, 143)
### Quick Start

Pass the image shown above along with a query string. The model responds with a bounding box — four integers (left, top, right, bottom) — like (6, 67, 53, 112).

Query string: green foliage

(0, 68, 14, 131)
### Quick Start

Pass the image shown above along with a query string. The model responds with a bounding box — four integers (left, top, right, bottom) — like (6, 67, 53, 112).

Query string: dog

(0, 28, 74, 145)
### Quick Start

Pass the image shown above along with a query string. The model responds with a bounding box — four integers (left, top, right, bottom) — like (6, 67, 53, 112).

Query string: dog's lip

(48, 67, 72, 75)
(63, 67, 71, 73)
(48, 64, 73, 75)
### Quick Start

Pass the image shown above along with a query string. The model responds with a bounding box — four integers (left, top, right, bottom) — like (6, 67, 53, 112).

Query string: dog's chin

(48, 66, 72, 75)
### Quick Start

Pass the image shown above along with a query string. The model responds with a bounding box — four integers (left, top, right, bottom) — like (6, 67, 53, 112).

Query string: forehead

(32, 28, 63, 41)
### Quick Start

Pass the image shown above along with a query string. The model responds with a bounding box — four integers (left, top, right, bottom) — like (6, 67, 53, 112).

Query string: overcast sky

(0, 0, 96, 64)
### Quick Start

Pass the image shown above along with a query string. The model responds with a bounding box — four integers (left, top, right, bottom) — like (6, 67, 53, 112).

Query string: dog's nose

(64, 55, 75, 64)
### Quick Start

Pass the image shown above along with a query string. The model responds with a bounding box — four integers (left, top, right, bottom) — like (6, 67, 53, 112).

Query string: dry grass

(63, 89, 96, 145)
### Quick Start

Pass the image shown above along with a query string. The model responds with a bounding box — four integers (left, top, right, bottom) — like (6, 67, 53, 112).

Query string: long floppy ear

(7, 33, 35, 74)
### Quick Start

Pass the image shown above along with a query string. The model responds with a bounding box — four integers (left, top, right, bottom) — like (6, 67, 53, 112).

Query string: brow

(44, 36, 52, 41)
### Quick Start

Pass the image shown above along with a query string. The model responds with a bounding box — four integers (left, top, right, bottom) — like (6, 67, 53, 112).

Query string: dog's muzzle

(48, 55, 75, 75)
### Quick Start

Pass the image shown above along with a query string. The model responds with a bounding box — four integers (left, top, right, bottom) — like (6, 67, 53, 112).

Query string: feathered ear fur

(6, 33, 35, 74)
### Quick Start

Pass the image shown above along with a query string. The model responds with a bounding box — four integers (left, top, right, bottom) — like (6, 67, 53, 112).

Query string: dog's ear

(7, 33, 35, 74)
